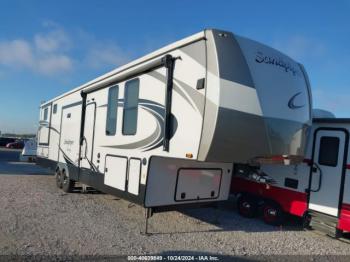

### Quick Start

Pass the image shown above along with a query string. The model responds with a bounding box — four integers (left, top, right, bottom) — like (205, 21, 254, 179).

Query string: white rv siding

(36, 29, 312, 209)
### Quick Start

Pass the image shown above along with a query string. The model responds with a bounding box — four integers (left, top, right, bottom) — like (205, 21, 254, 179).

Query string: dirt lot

(0, 148, 350, 260)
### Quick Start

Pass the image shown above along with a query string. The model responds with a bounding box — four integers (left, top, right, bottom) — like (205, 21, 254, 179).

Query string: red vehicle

(0, 137, 15, 147)
(231, 114, 350, 238)
(6, 141, 25, 149)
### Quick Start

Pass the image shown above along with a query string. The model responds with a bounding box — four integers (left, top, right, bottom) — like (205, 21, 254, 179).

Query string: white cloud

(272, 35, 326, 61)
(0, 25, 73, 75)
(85, 44, 131, 69)
(34, 28, 70, 53)
(0, 22, 133, 76)
(37, 54, 72, 75)
(74, 28, 132, 69)
(0, 40, 33, 68)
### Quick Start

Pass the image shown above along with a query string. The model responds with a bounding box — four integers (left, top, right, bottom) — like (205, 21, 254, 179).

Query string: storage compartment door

(128, 158, 141, 195)
(175, 168, 222, 201)
(105, 156, 127, 191)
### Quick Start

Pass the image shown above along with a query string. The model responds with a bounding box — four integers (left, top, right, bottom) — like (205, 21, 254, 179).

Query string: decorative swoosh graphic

(148, 71, 204, 115)
(38, 121, 49, 131)
(288, 92, 305, 109)
(49, 126, 60, 134)
(140, 105, 165, 151)
(38, 122, 60, 135)
(59, 146, 76, 167)
(101, 99, 177, 151)
(59, 144, 98, 172)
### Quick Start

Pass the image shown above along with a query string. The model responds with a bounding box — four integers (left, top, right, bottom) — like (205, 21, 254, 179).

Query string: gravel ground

(0, 149, 350, 259)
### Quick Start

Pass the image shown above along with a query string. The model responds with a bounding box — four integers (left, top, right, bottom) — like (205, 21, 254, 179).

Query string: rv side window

(53, 104, 57, 114)
(122, 78, 139, 135)
(318, 136, 339, 167)
(43, 108, 48, 121)
(106, 85, 119, 136)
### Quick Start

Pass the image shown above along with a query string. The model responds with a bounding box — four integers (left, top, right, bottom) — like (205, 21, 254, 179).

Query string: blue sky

(0, 0, 349, 133)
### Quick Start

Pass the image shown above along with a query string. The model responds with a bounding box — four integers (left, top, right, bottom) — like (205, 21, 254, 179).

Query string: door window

(318, 136, 339, 167)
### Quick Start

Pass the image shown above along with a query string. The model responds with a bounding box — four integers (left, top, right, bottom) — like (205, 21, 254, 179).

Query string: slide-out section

(145, 156, 232, 207)
(175, 168, 222, 201)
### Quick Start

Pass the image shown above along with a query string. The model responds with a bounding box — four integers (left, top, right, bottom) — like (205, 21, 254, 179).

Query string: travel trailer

(231, 110, 350, 238)
(20, 138, 37, 162)
(36, 29, 312, 221)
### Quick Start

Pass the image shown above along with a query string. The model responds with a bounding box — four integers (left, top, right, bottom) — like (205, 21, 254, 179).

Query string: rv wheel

(55, 168, 62, 189)
(302, 212, 311, 229)
(237, 194, 258, 218)
(262, 201, 284, 226)
(61, 169, 75, 193)
(335, 228, 343, 239)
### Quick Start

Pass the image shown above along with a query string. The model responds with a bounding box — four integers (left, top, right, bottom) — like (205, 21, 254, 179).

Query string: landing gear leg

(213, 203, 220, 225)
(142, 208, 153, 236)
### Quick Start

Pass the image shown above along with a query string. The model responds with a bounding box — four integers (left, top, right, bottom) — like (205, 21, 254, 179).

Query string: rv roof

(41, 30, 206, 107)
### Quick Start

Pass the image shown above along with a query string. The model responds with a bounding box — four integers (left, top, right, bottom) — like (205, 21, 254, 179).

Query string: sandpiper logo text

(255, 51, 298, 76)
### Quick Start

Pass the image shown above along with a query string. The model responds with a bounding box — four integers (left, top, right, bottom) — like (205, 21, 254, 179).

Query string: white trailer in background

(231, 110, 350, 238)
(20, 138, 37, 162)
(36, 29, 312, 229)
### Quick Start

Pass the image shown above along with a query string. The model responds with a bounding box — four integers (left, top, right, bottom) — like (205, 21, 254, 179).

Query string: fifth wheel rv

(36, 29, 312, 216)
(231, 110, 350, 238)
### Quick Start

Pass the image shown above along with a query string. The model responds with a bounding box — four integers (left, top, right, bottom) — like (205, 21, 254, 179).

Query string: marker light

(186, 153, 193, 158)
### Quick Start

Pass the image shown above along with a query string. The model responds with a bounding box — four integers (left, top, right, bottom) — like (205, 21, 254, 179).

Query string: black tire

(55, 168, 63, 189)
(302, 212, 311, 229)
(262, 201, 284, 226)
(335, 228, 343, 239)
(61, 169, 75, 193)
(237, 194, 258, 218)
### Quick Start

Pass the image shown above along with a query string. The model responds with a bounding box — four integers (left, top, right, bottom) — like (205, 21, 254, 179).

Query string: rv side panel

(145, 156, 232, 207)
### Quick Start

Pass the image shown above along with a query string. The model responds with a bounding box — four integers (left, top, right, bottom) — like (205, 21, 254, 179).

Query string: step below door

(308, 129, 347, 217)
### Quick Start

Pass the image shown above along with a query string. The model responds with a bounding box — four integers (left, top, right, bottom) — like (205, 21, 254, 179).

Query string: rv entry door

(80, 101, 96, 171)
(308, 129, 347, 217)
